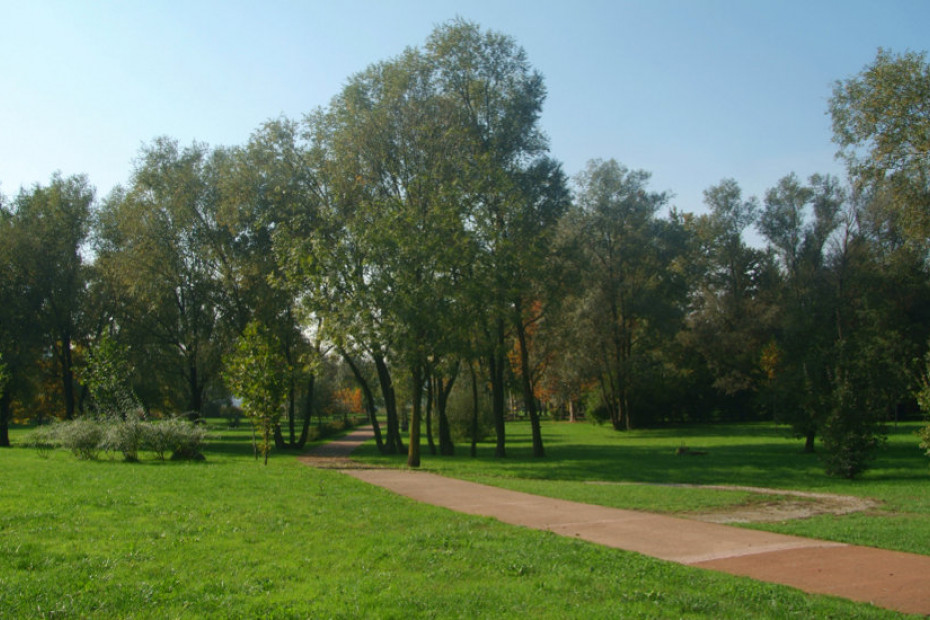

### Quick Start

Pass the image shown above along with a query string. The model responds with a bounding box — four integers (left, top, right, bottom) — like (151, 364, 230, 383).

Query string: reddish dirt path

(300, 428, 930, 616)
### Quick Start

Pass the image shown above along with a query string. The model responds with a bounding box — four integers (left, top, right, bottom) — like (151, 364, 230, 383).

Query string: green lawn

(0, 421, 920, 618)
(354, 420, 930, 555)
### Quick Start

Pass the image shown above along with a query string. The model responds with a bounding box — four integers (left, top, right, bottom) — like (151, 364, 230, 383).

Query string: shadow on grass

(355, 421, 929, 490)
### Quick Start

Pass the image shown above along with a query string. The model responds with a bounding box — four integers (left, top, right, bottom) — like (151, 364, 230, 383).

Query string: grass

(353, 420, 930, 555)
(0, 421, 913, 618)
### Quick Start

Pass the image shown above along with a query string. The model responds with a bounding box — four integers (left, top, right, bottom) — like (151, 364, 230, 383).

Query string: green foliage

(915, 356, 930, 459)
(582, 389, 611, 425)
(100, 412, 147, 461)
(84, 331, 141, 418)
(26, 416, 206, 461)
(919, 425, 930, 458)
(52, 418, 105, 460)
(831, 48, 930, 246)
(819, 378, 883, 479)
(223, 320, 290, 464)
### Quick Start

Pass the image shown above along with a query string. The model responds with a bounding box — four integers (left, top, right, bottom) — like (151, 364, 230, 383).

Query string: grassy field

(0, 421, 922, 618)
(353, 420, 930, 556)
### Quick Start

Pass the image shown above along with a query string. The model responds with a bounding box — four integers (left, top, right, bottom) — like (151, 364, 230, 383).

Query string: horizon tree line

(2, 23, 928, 476)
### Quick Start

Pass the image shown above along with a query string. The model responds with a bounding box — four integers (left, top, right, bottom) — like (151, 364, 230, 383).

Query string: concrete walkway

(300, 428, 930, 616)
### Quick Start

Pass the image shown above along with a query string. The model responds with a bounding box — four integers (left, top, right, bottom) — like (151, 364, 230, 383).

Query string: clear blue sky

(2, 0, 928, 216)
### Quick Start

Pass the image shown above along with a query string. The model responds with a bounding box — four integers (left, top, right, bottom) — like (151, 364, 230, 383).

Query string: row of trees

(2, 23, 928, 476)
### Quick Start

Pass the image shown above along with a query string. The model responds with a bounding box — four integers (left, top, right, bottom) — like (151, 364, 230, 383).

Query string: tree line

(2, 22, 928, 476)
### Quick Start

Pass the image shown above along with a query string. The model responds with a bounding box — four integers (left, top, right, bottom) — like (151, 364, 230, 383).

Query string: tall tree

(427, 18, 566, 456)
(830, 48, 930, 247)
(684, 179, 777, 415)
(215, 120, 322, 449)
(758, 173, 841, 451)
(571, 159, 681, 430)
(10, 174, 94, 420)
(95, 139, 228, 415)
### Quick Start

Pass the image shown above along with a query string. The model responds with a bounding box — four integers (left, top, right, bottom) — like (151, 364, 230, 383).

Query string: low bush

(145, 417, 208, 460)
(57, 418, 106, 460)
(26, 416, 208, 462)
(101, 412, 147, 461)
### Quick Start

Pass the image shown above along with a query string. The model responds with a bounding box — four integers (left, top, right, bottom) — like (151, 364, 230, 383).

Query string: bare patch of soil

(584, 481, 880, 523)
(678, 484, 881, 524)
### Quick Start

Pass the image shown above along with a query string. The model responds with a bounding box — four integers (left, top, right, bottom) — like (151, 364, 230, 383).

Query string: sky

(2, 0, 928, 217)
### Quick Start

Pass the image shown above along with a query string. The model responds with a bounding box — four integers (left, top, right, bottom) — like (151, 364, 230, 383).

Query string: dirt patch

(584, 481, 880, 523)
(676, 484, 880, 524)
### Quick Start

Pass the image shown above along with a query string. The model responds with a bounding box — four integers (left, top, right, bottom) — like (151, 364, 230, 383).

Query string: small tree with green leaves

(84, 331, 141, 419)
(223, 321, 290, 465)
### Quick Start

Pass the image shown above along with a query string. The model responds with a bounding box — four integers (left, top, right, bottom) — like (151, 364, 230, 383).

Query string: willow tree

(95, 139, 228, 415)
(571, 159, 679, 431)
(426, 19, 568, 457)
(322, 45, 475, 467)
(215, 120, 324, 449)
(831, 49, 930, 247)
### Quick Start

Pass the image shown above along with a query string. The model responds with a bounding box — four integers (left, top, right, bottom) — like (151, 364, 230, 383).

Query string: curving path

(300, 427, 930, 616)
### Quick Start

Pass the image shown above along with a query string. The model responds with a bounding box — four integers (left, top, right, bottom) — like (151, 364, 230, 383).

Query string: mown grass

(0, 422, 910, 618)
(353, 420, 930, 555)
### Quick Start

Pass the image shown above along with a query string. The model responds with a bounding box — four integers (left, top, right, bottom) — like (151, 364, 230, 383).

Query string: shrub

(56, 418, 105, 460)
(444, 374, 494, 443)
(820, 379, 883, 479)
(146, 417, 207, 461)
(101, 412, 148, 462)
(24, 424, 59, 458)
(25, 415, 208, 462)
(583, 390, 611, 425)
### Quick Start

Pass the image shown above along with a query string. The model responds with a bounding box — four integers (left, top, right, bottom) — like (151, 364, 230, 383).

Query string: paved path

(300, 428, 930, 616)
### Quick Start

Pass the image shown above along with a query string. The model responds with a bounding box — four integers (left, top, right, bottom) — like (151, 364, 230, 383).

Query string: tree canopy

(3, 29, 929, 477)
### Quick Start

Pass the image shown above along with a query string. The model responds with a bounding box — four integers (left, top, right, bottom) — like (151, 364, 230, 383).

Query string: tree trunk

(287, 372, 296, 445)
(469, 360, 479, 458)
(59, 333, 75, 420)
(489, 350, 506, 457)
(374, 353, 404, 454)
(407, 364, 423, 468)
(187, 357, 202, 417)
(436, 365, 457, 457)
(340, 350, 384, 454)
(514, 307, 544, 458)
(0, 392, 11, 447)
(296, 374, 315, 449)
(425, 374, 436, 455)
(804, 430, 816, 453)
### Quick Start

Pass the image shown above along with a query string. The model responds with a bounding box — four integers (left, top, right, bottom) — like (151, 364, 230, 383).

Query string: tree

(427, 18, 567, 456)
(758, 173, 908, 475)
(223, 321, 290, 464)
(830, 48, 930, 247)
(215, 120, 323, 449)
(758, 173, 843, 451)
(684, 179, 777, 416)
(570, 159, 682, 430)
(83, 330, 141, 418)
(95, 139, 228, 415)
(11, 174, 94, 420)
